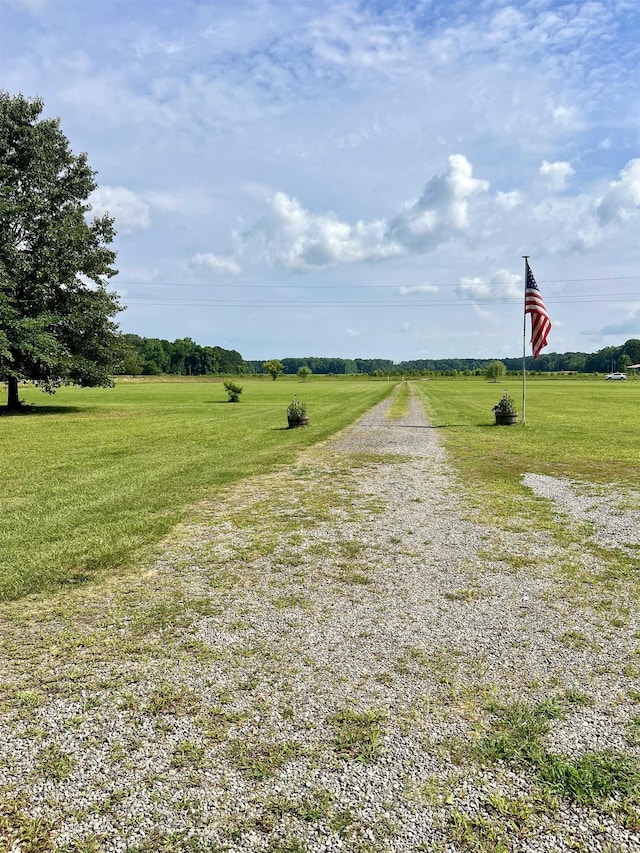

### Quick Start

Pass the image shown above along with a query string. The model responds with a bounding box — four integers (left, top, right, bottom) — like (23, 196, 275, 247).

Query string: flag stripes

(524, 261, 551, 358)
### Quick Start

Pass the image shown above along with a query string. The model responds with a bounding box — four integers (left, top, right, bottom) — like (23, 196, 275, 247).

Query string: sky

(1, 0, 639, 361)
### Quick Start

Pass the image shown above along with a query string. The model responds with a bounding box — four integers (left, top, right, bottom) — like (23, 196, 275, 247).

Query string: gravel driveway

(1, 389, 638, 852)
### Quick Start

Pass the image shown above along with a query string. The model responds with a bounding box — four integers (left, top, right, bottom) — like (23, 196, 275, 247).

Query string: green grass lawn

(0, 377, 393, 601)
(415, 378, 640, 599)
(415, 378, 639, 487)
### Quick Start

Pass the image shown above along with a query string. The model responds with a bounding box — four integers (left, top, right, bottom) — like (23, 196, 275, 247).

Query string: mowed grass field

(0, 377, 393, 601)
(415, 377, 639, 498)
(3, 376, 637, 603)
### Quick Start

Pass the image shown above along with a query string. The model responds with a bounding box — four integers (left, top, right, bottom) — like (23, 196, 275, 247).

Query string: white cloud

(253, 191, 401, 271)
(88, 186, 150, 233)
(596, 159, 640, 225)
(486, 6, 527, 42)
(389, 155, 489, 251)
(568, 159, 640, 251)
(456, 269, 521, 301)
(307, 5, 415, 71)
(550, 105, 580, 131)
(495, 190, 522, 210)
(190, 253, 241, 274)
(244, 155, 489, 270)
(399, 284, 439, 295)
(539, 160, 575, 191)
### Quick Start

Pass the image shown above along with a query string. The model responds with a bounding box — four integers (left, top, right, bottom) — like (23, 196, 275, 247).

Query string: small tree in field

(0, 92, 122, 411)
(263, 359, 284, 380)
(223, 380, 242, 402)
(485, 360, 506, 383)
(297, 365, 312, 381)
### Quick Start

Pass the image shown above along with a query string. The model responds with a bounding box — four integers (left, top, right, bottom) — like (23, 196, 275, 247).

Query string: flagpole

(522, 255, 529, 426)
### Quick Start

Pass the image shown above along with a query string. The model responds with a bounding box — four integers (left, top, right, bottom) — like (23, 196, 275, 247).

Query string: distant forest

(120, 334, 245, 376)
(119, 334, 640, 377)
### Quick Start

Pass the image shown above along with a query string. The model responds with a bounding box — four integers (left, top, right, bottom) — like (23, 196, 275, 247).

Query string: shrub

(224, 380, 243, 402)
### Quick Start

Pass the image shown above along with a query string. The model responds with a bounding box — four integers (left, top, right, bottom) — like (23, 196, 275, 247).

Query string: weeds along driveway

(1, 391, 639, 852)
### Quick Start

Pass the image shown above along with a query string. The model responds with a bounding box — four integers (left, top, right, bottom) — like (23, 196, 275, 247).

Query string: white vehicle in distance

(605, 372, 627, 380)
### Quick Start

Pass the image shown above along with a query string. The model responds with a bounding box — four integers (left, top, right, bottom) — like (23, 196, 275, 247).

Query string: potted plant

(492, 390, 518, 425)
(287, 395, 308, 428)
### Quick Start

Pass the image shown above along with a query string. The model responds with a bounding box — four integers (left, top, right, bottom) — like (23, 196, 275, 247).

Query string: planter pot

(494, 411, 518, 426)
(287, 416, 309, 428)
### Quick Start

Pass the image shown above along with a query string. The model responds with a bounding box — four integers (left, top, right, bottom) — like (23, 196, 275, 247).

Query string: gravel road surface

(1, 389, 638, 852)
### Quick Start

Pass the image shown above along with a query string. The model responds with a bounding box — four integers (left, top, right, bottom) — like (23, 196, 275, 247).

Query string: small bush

(224, 380, 243, 402)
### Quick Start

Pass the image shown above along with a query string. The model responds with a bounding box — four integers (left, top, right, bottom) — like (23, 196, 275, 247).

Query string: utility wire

(111, 275, 639, 290)
(122, 295, 636, 308)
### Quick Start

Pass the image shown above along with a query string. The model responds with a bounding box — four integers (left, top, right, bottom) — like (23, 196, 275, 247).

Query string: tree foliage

(485, 360, 507, 382)
(263, 358, 284, 380)
(0, 92, 122, 410)
(223, 379, 243, 402)
(118, 334, 247, 375)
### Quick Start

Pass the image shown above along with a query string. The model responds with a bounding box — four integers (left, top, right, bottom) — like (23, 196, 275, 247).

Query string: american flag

(524, 261, 551, 358)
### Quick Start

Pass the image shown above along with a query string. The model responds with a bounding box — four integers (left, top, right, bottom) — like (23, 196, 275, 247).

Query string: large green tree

(0, 92, 122, 411)
(263, 358, 284, 380)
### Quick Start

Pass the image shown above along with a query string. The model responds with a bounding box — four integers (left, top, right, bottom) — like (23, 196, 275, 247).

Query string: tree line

(119, 335, 246, 376)
(118, 337, 639, 378)
(247, 340, 639, 376)
(246, 357, 397, 376)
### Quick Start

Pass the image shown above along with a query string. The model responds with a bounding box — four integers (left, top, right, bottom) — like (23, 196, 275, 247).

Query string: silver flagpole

(522, 255, 529, 425)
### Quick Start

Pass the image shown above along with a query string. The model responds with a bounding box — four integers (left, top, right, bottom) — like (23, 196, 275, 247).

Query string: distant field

(415, 378, 640, 487)
(0, 378, 393, 601)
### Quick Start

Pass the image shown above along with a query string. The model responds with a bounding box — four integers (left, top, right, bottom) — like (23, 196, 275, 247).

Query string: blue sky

(2, 0, 638, 360)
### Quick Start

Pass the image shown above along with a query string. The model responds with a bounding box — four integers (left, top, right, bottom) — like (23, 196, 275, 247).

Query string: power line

(122, 294, 637, 308)
(111, 275, 640, 290)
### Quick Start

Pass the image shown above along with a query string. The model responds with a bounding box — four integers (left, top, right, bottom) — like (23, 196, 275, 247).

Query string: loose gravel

(523, 472, 640, 554)
(0, 389, 638, 852)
